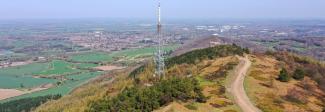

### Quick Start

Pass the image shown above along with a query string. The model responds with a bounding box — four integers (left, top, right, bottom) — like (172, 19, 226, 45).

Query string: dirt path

(229, 56, 261, 112)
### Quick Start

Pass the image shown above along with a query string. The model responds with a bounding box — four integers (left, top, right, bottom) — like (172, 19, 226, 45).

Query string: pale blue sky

(1, 0, 325, 19)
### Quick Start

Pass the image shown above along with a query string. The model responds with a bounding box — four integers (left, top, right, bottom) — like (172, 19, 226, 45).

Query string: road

(229, 56, 261, 112)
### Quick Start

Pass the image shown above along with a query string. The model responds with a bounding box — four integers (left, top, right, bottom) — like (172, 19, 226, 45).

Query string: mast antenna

(154, 0, 165, 79)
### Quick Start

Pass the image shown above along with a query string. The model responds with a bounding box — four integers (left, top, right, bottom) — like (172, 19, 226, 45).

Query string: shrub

(293, 68, 305, 80)
(278, 68, 290, 82)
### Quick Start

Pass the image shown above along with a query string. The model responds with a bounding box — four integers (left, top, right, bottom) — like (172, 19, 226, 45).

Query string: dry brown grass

(245, 55, 325, 112)
(155, 56, 240, 112)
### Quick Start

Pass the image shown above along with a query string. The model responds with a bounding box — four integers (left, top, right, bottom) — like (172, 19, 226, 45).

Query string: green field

(0, 60, 92, 89)
(74, 63, 98, 69)
(113, 46, 177, 59)
(0, 63, 49, 76)
(0, 63, 55, 89)
(69, 45, 178, 62)
(0, 59, 102, 102)
(69, 52, 113, 62)
(36, 60, 83, 75)
(0, 75, 56, 89)
(1, 72, 102, 103)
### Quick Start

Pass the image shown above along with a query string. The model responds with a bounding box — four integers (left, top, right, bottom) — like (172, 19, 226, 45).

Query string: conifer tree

(278, 68, 290, 82)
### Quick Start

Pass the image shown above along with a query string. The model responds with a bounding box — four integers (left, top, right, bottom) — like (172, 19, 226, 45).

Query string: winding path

(229, 56, 261, 112)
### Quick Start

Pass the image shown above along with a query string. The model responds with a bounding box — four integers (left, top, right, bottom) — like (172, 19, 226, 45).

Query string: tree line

(166, 44, 249, 68)
(130, 44, 248, 79)
(0, 94, 61, 112)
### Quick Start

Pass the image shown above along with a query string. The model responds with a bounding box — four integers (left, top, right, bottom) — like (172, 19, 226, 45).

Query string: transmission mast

(154, 0, 165, 78)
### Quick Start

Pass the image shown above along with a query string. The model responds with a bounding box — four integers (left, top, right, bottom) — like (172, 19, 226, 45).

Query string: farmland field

(0, 63, 48, 76)
(36, 60, 84, 76)
(0, 72, 102, 103)
(69, 45, 179, 62)
(0, 75, 56, 89)
(0, 63, 55, 89)
(112, 45, 178, 60)
(69, 52, 113, 62)
(0, 59, 103, 102)
(74, 63, 98, 69)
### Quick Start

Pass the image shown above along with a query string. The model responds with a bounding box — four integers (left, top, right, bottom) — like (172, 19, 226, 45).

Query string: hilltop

(4, 43, 324, 112)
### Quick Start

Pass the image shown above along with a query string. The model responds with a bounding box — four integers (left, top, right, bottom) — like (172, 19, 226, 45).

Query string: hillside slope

(244, 53, 325, 112)
(87, 45, 250, 112)
(35, 44, 325, 112)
